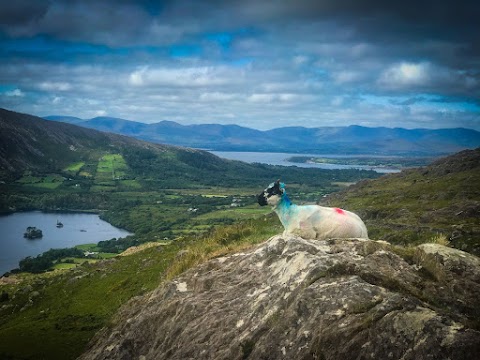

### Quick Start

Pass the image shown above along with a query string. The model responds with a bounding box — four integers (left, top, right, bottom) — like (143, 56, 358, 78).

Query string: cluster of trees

(18, 248, 85, 273)
(0, 191, 108, 213)
(97, 236, 139, 253)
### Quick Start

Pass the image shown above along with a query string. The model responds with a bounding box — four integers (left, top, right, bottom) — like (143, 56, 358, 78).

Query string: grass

(64, 162, 85, 174)
(165, 215, 281, 281)
(79, 171, 92, 178)
(52, 262, 78, 270)
(75, 244, 100, 251)
(194, 206, 271, 221)
(0, 243, 181, 359)
(324, 164, 480, 255)
(17, 174, 64, 189)
(120, 179, 141, 189)
(428, 234, 450, 247)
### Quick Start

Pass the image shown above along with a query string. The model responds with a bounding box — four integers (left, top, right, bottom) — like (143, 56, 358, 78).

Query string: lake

(0, 211, 132, 275)
(209, 151, 401, 173)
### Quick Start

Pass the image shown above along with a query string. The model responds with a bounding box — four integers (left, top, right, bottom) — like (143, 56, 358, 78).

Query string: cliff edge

(80, 235, 480, 360)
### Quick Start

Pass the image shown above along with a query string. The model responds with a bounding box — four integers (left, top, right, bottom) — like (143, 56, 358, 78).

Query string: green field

(96, 154, 129, 179)
(16, 174, 64, 189)
(63, 161, 85, 174)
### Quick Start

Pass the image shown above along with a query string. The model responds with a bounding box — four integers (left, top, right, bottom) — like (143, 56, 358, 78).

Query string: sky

(0, 0, 479, 130)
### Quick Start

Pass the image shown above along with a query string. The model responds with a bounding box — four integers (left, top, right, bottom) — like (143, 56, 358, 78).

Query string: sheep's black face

(257, 181, 282, 206)
(257, 192, 268, 206)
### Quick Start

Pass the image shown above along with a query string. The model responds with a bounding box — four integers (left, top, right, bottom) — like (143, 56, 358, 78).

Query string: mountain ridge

(43, 113, 480, 156)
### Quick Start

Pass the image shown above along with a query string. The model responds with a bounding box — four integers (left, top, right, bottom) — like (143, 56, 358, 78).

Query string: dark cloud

(0, 0, 50, 26)
(2, 1, 478, 42)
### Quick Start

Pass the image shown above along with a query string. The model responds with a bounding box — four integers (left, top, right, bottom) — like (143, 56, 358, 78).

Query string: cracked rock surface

(79, 235, 480, 360)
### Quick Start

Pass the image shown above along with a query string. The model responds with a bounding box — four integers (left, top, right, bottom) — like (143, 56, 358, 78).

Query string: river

(0, 211, 132, 275)
(209, 151, 401, 173)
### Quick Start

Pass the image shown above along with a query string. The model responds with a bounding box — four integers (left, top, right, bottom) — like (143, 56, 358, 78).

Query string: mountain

(43, 115, 86, 124)
(82, 116, 149, 135)
(44, 114, 480, 155)
(80, 235, 480, 360)
(0, 109, 168, 181)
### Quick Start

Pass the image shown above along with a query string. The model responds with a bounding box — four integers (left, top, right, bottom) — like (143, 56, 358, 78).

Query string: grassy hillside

(323, 148, 480, 255)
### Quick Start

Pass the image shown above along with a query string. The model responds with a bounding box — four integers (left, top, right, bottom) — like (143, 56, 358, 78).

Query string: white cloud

(377, 61, 480, 96)
(332, 70, 363, 84)
(331, 96, 344, 106)
(199, 92, 237, 101)
(247, 93, 275, 103)
(5, 88, 24, 97)
(293, 55, 309, 66)
(128, 66, 236, 88)
(379, 62, 431, 88)
(38, 81, 72, 91)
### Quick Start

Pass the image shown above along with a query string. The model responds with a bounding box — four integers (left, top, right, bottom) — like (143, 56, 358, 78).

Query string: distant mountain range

(44, 115, 480, 156)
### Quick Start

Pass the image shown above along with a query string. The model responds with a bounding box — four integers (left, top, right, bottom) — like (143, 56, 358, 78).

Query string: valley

(0, 108, 380, 275)
(0, 108, 479, 359)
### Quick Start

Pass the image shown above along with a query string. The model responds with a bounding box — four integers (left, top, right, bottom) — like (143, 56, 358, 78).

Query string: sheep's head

(257, 180, 285, 207)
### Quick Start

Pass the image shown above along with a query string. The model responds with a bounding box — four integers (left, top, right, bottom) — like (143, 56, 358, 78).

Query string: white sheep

(257, 181, 368, 240)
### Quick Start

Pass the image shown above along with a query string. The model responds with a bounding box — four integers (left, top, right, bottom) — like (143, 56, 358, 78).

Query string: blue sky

(0, 0, 479, 130)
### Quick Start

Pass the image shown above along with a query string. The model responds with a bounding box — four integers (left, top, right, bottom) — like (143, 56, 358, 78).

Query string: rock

(80, 235, 480, 360)
(415, 243, 480, 283)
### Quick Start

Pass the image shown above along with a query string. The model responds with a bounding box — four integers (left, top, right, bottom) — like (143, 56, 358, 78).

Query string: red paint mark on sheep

(334, 208, 345, 215)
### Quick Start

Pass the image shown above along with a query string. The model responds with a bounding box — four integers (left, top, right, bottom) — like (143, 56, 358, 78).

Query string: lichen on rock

(80, 235, 480, 360)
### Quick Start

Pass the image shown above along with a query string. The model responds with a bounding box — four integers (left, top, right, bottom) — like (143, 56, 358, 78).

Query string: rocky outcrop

(80, 236, 480, 360)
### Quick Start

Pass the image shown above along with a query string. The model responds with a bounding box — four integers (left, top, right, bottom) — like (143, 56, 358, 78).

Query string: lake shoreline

(0, 211, 132, 275)
(0, 208, 103, 217)
(208, 150, 426, 173)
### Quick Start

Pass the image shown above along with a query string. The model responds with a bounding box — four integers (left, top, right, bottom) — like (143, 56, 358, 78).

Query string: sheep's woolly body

(274, 199, 368, 240)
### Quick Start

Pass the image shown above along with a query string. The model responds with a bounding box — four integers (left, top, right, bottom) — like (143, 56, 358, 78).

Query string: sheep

(257, 180, 368, 240)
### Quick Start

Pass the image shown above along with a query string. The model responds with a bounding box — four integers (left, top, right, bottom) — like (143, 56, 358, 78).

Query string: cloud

(38, 81, 72, 91)
(5, 89, 25, 97)
(128, 66, 240, 88)
(378, 61, 480, 96)
(332, 70, 364, 84)
(0, 0, 49, 28)
(0, 0, 478, 130)
(199, 92, 238, 101)
(95, 109, 107, 116)
(379, 62, 431, 87)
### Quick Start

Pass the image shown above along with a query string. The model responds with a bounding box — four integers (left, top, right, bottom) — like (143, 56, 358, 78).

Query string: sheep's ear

(275, 179, 280, 186)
